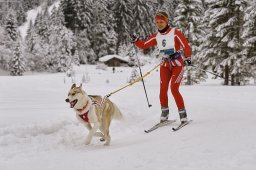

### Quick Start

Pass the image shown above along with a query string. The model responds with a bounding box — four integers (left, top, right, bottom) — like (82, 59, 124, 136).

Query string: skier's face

(155, 19, 167, 31)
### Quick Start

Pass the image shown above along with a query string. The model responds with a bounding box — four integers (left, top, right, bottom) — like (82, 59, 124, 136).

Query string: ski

(144, 119, 176, 133)
(172, 120, 192, 131)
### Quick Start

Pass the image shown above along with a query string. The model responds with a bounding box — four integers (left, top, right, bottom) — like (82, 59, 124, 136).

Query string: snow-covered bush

(96, 63, 108, 70)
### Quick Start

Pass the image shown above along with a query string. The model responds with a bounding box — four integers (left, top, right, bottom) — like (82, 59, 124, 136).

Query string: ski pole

(191, 64, 232, 82)
(132, 44, 152, 108)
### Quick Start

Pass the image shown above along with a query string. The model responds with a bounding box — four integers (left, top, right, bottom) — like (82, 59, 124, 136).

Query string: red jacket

(135, 28, 192, 58)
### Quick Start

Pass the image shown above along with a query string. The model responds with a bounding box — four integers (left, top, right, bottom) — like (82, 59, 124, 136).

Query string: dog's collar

(76, 101, 89, 112)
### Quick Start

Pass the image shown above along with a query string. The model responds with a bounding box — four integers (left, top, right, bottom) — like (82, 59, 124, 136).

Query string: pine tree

(9, 44, 26, 76)
(242, 0, 256, 64)
(128, 68, 139, 83)
(242, 0, 256, 84)
(47, 26, 75, 72)
(5, 9, 18, 42)
(90, 0, 117, 58)
(73, 49, 80, 66)
(48, 6, 76, 72)
(26, 12, 50, 72)
(131, 0, 154, 37)
(26, 20, 36, 53)
(32, 8, 50, 43)
(51, 6, 65, 26)
(75, 0, 93, 32)
(33, 12, 43, 35)
(0, 26, 12, 70)
(150, 0, 178, 22)
(202, 0, 247, 85)
(22, 0, 41, 11)
(76, 30, 96, 64)
(16, 5, 27, 26)
(3, 9, 26, 74)
(60, 0, 90, 33)
(40, 7, 50, 42)
(174, 0, 206, 85)
(112, 0, 133, 53)
(25, 20, 42, 71)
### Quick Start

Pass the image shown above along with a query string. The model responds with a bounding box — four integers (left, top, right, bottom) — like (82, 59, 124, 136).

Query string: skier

(131, 11, 192, 124)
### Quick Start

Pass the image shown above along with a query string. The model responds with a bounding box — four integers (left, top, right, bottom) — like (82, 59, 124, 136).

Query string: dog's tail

(112, 103, 123, 120)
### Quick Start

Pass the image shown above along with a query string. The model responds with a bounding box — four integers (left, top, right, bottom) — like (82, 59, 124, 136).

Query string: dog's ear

(79, 83, 82, 88)
(71, 83, 76, 89)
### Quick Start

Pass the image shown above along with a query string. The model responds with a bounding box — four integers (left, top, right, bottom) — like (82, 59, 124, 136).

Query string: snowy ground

(0, 64, 256, 170)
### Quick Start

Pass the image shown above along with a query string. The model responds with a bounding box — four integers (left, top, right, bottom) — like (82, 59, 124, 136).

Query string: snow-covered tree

(90, 0, 117, 58)
(131, 0, 154, 37)
(2, 9, 25, 74)
(9, 44, 26, 76)
(16, 5, 27, 26)
(47, 6, 76, 72)
(32, 9, 50, 43)
(174, 0, 206, 85)
(72, 49, 80, 66)
(4, 9, 18, 42)
(59, 0, 78, 32)
(201, 0, 247, 85)
(47, 26, 75, 72)
(242, 1, 256, 64)
(112, 0, 133, 53)
(49, 6, 65, 27)
(0, 26, 12, 70)
(40, 7, 51, 42)
(25, 12, 50, 71)
(241, 0, 256, 83)
(25, 20, 44, 71)
(75, 0, 93, 32)
(128, 68, 140, 83)
(150, 0, 178, 23)
(76, 30, 96, 64)
(22, 0, 41, 11)
(60, 0, 93, 33)
(26, 20, 36, 53)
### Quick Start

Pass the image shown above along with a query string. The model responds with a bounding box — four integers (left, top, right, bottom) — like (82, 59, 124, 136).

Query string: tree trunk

(187, 69, 192, 85)
(231, 59, 235, 86)
(224, 65, 229, 85)
(231, 74, 235, 86)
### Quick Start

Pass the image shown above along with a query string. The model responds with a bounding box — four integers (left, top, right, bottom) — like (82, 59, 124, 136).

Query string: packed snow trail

(0, 65, 256, 170)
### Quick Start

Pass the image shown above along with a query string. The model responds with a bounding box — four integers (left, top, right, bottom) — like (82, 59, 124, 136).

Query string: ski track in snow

(0, 65, 256, 170)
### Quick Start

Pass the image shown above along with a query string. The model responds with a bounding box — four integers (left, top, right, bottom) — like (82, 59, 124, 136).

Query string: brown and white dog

(65, 83, 123, 145)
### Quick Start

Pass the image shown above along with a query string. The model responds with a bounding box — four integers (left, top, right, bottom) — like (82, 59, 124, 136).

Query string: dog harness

(77, 97, 104, 123)
(79, 111, 89, 123)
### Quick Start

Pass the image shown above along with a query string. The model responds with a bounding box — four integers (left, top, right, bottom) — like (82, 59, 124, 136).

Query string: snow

(99, 54, 129, 62)
(0, 64, 256, 170)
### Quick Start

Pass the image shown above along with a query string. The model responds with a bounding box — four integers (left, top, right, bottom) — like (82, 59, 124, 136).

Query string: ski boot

(179, 108, 188, 123)
(160, 107, 169, 123)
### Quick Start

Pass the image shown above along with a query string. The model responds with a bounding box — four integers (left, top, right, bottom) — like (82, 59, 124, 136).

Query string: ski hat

(155, 11, 169, 25)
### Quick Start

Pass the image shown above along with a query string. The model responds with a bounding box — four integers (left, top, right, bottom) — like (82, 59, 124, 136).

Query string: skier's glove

(130, 33, 139, 43)
(184, 57, 192, 66)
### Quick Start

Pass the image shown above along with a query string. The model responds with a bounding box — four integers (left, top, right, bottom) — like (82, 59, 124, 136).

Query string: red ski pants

(160, 59, 185, 110)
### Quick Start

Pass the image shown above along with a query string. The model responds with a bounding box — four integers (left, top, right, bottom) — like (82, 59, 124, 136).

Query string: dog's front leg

(85, 123, 92, 130)
(85, 122, 100, 145)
